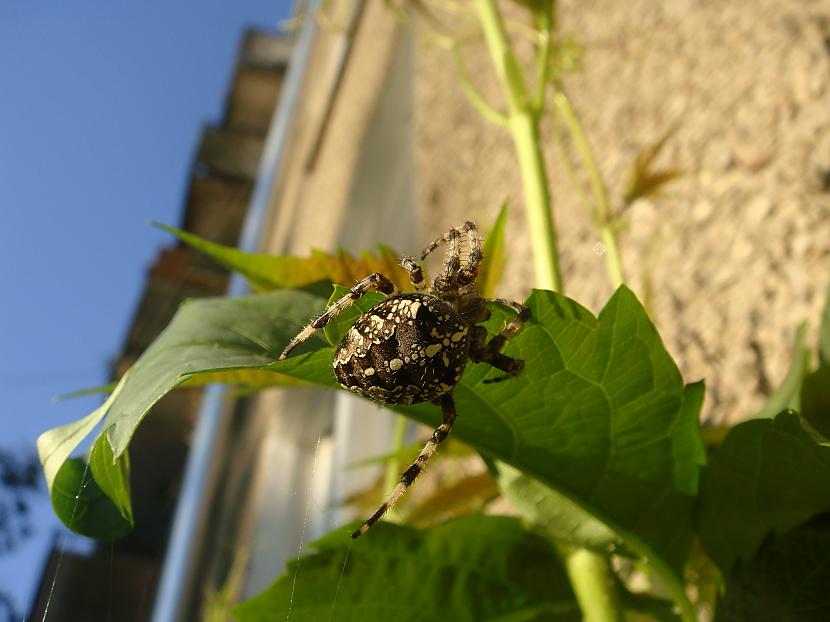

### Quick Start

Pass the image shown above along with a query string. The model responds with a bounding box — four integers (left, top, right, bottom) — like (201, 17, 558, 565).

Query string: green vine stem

(473, 0, 563, 292)
(559, 545, 624, 622)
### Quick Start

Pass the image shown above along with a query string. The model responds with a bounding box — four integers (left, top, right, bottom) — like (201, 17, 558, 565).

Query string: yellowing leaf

(154, 223, 411, 292)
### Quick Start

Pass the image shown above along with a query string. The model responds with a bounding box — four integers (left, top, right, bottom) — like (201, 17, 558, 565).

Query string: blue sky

(0, 1, 292, 615)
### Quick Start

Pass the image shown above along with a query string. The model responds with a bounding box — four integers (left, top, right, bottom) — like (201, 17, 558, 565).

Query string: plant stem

(552, 91, 625, 288)
(474, 0, 563, 292)
(509, 112, 563, 291)
(599, 225, 624, 289)
(560, 546, 624, 622)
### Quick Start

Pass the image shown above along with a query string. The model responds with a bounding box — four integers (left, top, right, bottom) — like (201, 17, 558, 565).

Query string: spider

(279, 221, 530, 538)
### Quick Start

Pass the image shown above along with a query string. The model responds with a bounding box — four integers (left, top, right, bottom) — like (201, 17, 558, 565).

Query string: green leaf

(89, 434, 132, 522)
(37, 381, 135, 537)
(697, 410, 830, 574)
(311, 286, 703, 572)
(101, 289, 335, 457)
(478, 201, 508, 298)
(494, 462, 624, 556)
(397, 290, 705, 573)
(38, 395, 113, 494)
(49, 455, 133, 540)
(754, 322, 809, 419)
(233, 516, 579, 622)
(715, 514, 830, 622)
(53, 382, 117, 401)
(154, 223, 410, 292)
(47, 284, 704, 601)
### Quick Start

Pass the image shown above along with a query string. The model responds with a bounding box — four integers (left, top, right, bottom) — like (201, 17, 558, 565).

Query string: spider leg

(471, 299, 531, 382)
(278, 273, 396, 360)
(435, 230, 461, 291)
(422, 222, 481, 291)
(420, 221, 478, 261)
(400, 255, 426, 291)
(481, 353, 524, 383)
(351, 392, 456, 539)
(457, 222, 482, 287)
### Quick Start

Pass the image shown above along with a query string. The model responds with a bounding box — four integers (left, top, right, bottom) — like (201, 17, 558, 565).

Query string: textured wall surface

(414, 0, 830, 423)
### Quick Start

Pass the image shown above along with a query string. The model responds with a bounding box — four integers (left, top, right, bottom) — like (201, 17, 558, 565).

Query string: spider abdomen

(333, 293, 470, 404)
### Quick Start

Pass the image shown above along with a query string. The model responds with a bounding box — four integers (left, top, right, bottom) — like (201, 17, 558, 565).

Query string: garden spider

(279, 221, 530, 538)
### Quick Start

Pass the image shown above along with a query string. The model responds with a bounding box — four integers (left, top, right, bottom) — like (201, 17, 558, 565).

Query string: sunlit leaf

(52, 282, 705, 608)
(154, 222, 410, 292)
(38, 380, 135, 537)
(478, 201, 508, 298)
(89, 433, 132, 522)
(179, 368, 310, 391)
(102, 289, 336, 458)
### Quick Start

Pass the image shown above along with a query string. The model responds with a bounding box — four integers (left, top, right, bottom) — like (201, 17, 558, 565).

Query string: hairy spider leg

(457, 223, 482, 286)
(428, 229, 461, 292)
(421, 221, 480, 292)
(400, 255, 426, 291)
(278, 273, 397, 360)
(352, 392, 457, 539)
(469, 300, 531, 383)
(420, 220, 479, 261)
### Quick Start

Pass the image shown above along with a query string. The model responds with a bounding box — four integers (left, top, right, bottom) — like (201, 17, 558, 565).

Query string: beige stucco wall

(413, 0, 830, 424)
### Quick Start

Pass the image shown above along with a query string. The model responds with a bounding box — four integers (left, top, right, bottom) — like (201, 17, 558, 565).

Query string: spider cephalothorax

(279, 221, 530, 538)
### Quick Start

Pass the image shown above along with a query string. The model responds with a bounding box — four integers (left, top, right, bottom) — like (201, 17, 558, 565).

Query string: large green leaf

(395, 289, 704, 573)
(41, 283, 704, 607)
(697, 410, 830, 574)
(233, 516, 579, 622)
(102, 289, 336, 456)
